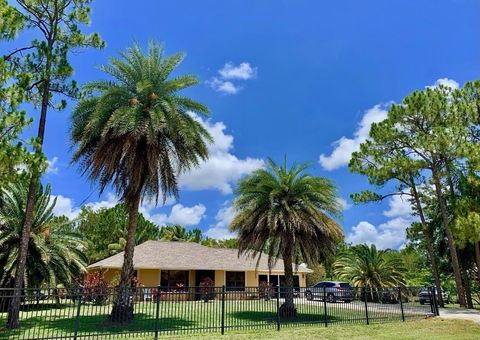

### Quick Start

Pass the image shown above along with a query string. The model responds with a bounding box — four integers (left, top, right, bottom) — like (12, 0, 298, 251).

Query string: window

(226, 271, 245, 291)
(160, 270, 189, 288)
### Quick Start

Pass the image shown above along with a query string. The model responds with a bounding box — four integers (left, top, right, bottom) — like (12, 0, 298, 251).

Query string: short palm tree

(334, 244, 405, 299)
(230, 158, 343, 317)
(0, 182, 87, 288)
(70, 41, 211, 322)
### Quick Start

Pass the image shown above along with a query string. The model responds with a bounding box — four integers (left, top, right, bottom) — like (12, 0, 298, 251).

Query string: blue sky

(7, 0, 480, 248)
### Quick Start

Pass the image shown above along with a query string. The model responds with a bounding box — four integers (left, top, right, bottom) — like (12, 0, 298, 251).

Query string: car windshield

(339, 283, 351, 288)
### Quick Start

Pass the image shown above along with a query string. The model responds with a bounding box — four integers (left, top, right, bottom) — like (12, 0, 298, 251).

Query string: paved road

(439, 308, 480, 324)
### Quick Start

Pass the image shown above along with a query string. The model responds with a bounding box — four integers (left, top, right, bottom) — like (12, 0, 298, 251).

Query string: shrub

(258, 281, 274, 300)
(199, 277, 215, 302)
(73, 272, 109, 305)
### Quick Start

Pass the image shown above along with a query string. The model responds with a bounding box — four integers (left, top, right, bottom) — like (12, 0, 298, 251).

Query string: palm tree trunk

(109, 191, 141, 323)
(410, 182, 444, 307)
(6, 75, 51, 329)
(279, 242, 297, 318)
(431, 169, 466, 307)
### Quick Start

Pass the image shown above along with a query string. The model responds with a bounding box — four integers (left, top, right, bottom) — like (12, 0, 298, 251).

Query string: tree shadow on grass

(230, 311, 341, 324)
(0, 314, 195, 339)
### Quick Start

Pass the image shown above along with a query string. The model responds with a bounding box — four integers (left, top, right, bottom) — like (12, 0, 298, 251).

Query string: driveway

(439, 308, 480, 324)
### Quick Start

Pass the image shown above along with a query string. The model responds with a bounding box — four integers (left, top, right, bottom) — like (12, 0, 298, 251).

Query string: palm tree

(230, 158, 343, 318)
(334, 244, 405, 300)
(70, 41, 211, 322)
(0, 182, 87, 289)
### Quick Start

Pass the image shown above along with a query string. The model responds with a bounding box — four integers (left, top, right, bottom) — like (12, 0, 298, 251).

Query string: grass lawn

(139, 319, 480, 340)
(0, 299, 431, 339)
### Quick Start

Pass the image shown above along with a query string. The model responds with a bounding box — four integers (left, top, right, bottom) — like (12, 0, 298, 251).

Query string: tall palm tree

(230, 158, 343, 317)
(334, 244, 405, 299)
(70, 41, 211, 322)
(0, 182, 87, 289)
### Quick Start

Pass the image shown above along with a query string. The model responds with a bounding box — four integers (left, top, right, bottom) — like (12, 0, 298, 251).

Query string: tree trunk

(463, 270, 473, 309)
(278, 242, 297, 319)
(6, 76, 51, 329)
(410, 183, 444, 307)
(431, 169, 466, 307)
(109, 191, 141, 323)
(475, 242, 480, 284)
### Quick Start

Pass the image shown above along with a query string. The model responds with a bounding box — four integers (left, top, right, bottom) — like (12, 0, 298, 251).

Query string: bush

(199, 277, 215, 302)
(73, 272, 109, 305)
(259, 281, 274, 300)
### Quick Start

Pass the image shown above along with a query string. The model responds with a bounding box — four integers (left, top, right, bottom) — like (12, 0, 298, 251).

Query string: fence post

(398, 287, 405, 322)
(73, 286, 83, 340)
(363, 287, 369, 325)
(323, 286, 328, 327)
(428, 287, 434, 315)
(154, 285, 161, 340)
(432, 286, 439, 316)
(221, 285, 225, 335)
(276, 285, 280, 331)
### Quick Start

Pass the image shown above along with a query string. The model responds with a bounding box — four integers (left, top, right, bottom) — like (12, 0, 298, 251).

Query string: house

(87, 240, 312, 288)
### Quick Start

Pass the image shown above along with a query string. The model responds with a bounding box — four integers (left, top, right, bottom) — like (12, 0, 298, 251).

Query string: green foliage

(231, 158, 343, 303)
(0, 0, 24, 40)
(334, 244, 406, 289)
(305, 263, 326, 286)
(0, 181, 87, 287)
(0, 0, 41, 188)
(76, 204, 159, 263)
(70, 41, 211, 204)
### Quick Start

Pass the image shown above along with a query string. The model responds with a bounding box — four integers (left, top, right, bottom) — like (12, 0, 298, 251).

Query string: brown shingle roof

(88, 240, 312, 273)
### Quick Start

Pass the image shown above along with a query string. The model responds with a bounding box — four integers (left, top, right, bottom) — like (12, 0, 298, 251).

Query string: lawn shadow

(230, 311, 341, 324)
(0, 314, 195, 338)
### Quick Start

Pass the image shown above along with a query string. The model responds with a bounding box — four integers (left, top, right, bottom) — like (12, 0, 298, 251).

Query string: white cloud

(51, 191, 205, 227)
(208, 62, 257, 95)
(51, 192, 119, 219)
(346, 195, 417, 249)
(337, 197, 352, 211)
(205, 203, 237, 240)
(383, 194, 412, 218)
(346, 216, 413, 250)
(167, 204, 206, 226)
(218, 62, 256, 80)
(85, 193, 119, 211)
(319, 105, 389, 171)
(207, 78, 241, 95)
(428, 78, 459, 89)
(180, 114, 264, 194)
(46, 157, 59, 174)
(139, 202, 206, 227)
(51, 195, 80, 219)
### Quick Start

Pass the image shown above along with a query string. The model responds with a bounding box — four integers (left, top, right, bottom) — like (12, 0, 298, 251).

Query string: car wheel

(306, 291, 313, 301)
(327, 293, 335, 303)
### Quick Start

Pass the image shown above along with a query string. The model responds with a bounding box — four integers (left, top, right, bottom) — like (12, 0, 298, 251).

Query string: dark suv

(305, 281, 355, 303)
(418, 288, 450, 305)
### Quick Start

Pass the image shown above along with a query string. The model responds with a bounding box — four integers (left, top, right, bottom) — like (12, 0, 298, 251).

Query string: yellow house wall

(102, 269, 119, 284)
(138, 269, 160, 287)
(246, 271, 257, 287)
(90, 267, 309, 287)
(214, 270, 225, 286)
(189, 271, 196, 286)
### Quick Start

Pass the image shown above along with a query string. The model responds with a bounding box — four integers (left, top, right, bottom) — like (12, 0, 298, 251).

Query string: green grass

(0, 299, 430, 339)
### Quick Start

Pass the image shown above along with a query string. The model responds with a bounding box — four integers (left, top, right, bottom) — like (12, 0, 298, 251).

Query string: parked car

(380, 289, 409, 304)
(418, 288, 450, 305)
(305, 281, 355, 303)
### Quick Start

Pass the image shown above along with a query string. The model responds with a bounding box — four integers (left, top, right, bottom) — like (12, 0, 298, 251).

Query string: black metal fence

(0, 286, 438, 339)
